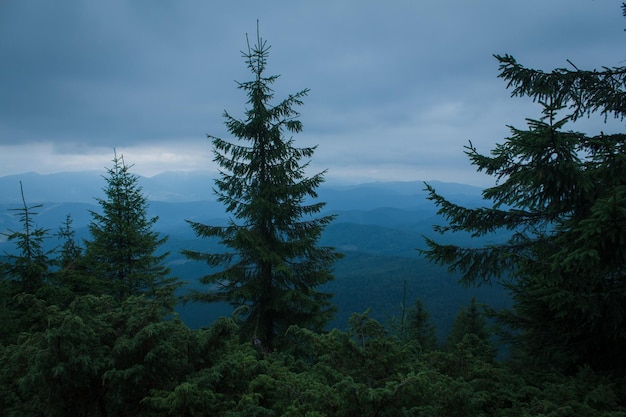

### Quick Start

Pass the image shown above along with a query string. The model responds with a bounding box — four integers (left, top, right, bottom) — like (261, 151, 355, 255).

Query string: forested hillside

(0, 180, 623, 416)
(0, 168, 621, 416)
(0, 180, 620, 416)
(0, 176, 507, 338)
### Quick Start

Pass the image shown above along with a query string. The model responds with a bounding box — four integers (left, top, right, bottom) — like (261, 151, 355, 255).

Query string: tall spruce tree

(184, 29, 342, 350)
(84, 152, 174, 300)
(422, 12, 626, 373)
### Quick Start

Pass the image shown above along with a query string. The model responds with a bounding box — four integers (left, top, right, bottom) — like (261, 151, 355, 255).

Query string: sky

(1, 1, 625, 186)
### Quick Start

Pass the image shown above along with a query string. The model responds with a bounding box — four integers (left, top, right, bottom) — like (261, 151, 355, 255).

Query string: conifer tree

(447, 298, 492, 351)
(184, 28, 342, 350)
(423, 11, 626, 372)
(56, 214, 82, 270)
(84, 152, 174, 300)
(53, 214, 100, 297)
(0, 182, 51, 343)
(1, 181, 50, 293)
(405, 298, 438, 350)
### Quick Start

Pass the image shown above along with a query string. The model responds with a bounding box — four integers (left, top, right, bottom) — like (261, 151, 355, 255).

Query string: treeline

(0, 199, 622, 417)
(0, 173, 621, 415)
(0, 287, 622, 416)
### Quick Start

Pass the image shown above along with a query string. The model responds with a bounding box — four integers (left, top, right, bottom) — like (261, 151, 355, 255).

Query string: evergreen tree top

(184, 27, 341, 351)
(84, 151, 173, 300)
(495, 54, 626, 121)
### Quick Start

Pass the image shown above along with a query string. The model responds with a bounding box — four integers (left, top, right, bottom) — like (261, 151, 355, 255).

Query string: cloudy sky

(1, 1, 624, 186)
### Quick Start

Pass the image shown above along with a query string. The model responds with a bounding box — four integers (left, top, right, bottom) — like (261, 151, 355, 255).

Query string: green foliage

(141, 317, 270, 416)
(55, 214, 82, 270)
(1, 181, 51, 293)
(447, 297, 494, 359)
(405, 298, 438, 350)
(84, 151, 176, 300)
(0, 294, 114, 416)
(423, 35, 626, 373)
(0, 293, 192, 417)
(276, 312, 421, 416)
(184, 28, 341, 350)
(0, 182, 55, 345)
(0, 281, 22, 345)
(51, 214, 101, 298)
(101, 296, 198, 417)
(1, 294, 624, 416)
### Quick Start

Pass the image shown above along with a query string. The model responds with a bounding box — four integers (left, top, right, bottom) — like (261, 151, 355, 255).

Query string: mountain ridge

(0, 170, 485, 205)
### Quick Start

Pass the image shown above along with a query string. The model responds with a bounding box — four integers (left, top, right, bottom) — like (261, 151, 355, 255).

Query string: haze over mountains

(0, 171, 507, 337)
(0, 170, 485, 204)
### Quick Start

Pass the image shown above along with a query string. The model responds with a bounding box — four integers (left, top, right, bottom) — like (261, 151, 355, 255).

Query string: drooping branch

(495, 54, 626, 121)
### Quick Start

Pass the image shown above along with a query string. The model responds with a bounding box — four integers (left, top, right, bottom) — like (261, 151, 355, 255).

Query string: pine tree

(84, 151, 174, 300)
(447, 298, 492, 349)
(405, 298, 438, 350)
(184, 28, 342, 350)
(53, 214, 99, 297)
(0, 182, 52, 343)
(423, 20, 626, 373)
(1, 181, 50, 293)
(56, 214, 82, 270)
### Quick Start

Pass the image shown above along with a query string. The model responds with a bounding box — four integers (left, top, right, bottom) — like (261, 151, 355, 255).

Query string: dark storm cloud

(0, 0, 624, 184)
(1, 1, 226, 144)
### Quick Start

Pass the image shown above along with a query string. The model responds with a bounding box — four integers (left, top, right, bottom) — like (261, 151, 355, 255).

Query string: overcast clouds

(1, 1, 624, 186)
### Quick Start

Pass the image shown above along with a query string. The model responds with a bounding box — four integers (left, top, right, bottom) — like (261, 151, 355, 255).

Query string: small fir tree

(184, 28, 342, 350)
(1, 181, 50, 293)
(55, 214, 82, 270)
(406, 298, 438, 350)
(84, 152, 174, 300)
(445, 298, 496, 365)
(447, 298, 492, 347)
(53, 214, 99, 297)
(0, 182, 52, 343)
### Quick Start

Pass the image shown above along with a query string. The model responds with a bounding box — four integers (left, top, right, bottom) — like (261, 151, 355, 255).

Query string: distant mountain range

(0, 171, 217, 204)
(0, 171, 507, 339)
(0, 170, 485, 205)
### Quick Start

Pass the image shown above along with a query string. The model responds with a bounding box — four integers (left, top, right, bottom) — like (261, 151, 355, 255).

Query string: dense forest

(2, 12, 626, 416)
